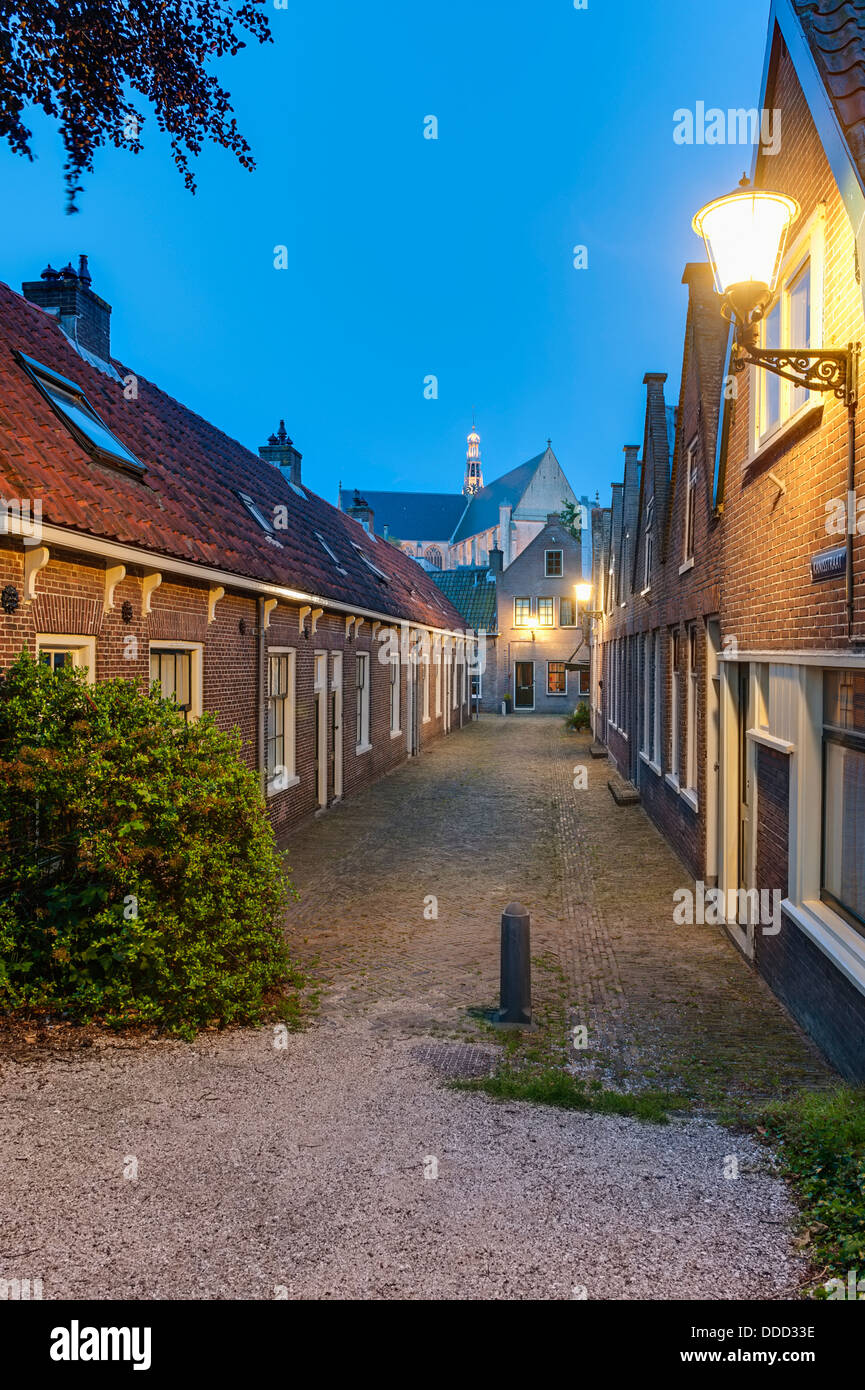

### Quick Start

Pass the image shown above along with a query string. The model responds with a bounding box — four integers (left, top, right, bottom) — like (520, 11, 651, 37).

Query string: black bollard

(492, 901, 532, 1025)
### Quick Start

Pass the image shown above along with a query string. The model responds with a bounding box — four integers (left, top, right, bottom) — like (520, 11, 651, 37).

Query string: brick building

(0, 261, 472, 843)
(592, 0, 865, 1079)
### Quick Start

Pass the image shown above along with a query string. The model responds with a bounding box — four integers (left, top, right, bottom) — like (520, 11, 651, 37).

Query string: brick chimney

(258, 420, 302, 487)
(347, 490, 375, 533)
(22, 256, 111, 362)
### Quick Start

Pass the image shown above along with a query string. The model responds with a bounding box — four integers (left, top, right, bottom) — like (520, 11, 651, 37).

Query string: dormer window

(237, 491, 283, 547)
(16, 351, 144, 476)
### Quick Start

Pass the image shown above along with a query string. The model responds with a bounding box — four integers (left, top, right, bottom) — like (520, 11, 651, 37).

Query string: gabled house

(0, 261, 471, 841)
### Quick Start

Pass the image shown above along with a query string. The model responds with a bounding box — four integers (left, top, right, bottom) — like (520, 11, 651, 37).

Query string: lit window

(514, 597, 532, 626)
(537, 597, 554, 627)
(547, 661, 567, 695)
(17, 351, 144, 475)
(756, 253, 814, 443)
(822, 670, 865, 934)
(545, 550, 563, 577)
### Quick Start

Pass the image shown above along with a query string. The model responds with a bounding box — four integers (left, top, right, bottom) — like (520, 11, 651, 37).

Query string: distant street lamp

(692, 176, 858, 405)
(574, 582, 602, 645)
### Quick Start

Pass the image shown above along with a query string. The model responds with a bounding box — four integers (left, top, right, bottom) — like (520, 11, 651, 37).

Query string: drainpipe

(257, 597, 267, 797)
(848, 384, 859, 641)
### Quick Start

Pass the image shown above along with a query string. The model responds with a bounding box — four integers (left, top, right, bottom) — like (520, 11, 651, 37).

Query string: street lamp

(692, 176, 858, 406)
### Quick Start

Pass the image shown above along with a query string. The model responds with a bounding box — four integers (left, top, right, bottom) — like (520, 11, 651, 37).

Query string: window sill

(390, 728, 402, 739)
(640, 585, 651, 598)
(547, 692, 568, 698)
(678, 557, 695, 576)
(747, 727, 795, 755)
(422, 715, 431, 724)
(746, 399, 823, 470)
(781, 897, 865, 996)
(355, 741, 372, 755)
(680, 786, 699, 813)
(639, 751, 662, 777)
(267, 773, 300, 797)
(665, 772, 680, 793)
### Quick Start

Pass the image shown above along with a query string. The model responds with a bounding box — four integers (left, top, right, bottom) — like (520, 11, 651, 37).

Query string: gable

(514, 448, 578, 519)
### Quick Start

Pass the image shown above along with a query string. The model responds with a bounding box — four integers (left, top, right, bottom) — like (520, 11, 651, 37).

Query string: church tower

(463, 422, 483, 496)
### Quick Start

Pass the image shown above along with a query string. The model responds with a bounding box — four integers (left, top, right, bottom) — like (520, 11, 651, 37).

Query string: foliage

(559, 499, 583, 542)
(502, 690, 512, 705)
(0, 0, 272, 210)
(0, 653, 296, 1036)
(758, 1087, 865, 1290)
(564, 702, 591, 731)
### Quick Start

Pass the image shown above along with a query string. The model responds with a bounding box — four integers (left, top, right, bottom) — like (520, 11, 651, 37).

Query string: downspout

(847, 350, 860, 640)
(257, 597, 267, 797)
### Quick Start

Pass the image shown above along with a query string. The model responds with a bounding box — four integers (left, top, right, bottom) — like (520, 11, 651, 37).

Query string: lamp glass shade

(692, 188, 799, 299)
(575, 582, 593, 604)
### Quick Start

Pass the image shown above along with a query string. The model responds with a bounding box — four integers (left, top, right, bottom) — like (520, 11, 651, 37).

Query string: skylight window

(238, 491, 284, 547)
(315, 532, 348, 574)
(16, 351, 144, 476)
(287, 480, 306, 499)
(351, 541, 389, 582)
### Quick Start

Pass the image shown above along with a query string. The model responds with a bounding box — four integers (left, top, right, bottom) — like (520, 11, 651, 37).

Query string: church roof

(429, 566, 498, 633)
(338, 488, 467, 541)
(450, 451, 547, 543)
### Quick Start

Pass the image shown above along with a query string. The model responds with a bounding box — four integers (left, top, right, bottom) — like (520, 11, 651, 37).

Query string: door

(444, 649, 452, 732)
(734, 664, 756, 953)
(705, 620, 721, 886)
(314, 653, 327, 809)
(514, 661, 535, 710)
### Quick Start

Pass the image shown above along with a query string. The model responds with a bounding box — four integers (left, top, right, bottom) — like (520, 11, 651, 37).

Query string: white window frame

(537, 596, 554, 628)
(514, 596, 532, 627)
(547, 660, 568, 698)
(544, 549, 563, 578)
(685, 624, 699, 805)
(355, 651, 371, 753)
(423, 634, 432, 722)
(36, 634, 97, 683)
(668, 630, 680, 787)
(390, 644, 401, 737)
(751, 206, 825, 455)
(435, 636, 442, 716)
(683, 440, 698, 567)
(641, 632, 651, 756)
(266, 647, 299, 795)
(653, 629, 662, 767)
(148, 640, 203, 720)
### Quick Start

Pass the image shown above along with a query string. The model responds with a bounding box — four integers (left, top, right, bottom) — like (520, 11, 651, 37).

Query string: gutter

(10, 521, 468, 639)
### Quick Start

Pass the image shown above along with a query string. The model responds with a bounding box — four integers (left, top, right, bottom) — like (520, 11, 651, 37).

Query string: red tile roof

(793, 1, 865, 183)
(0, 282, 464, 631)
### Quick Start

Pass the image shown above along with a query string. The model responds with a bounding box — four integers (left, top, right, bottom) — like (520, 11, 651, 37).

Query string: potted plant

(502, 691, 512, 716)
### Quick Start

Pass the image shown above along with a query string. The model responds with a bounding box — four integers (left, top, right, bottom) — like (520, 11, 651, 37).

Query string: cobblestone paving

(285, 716, 833, 1101)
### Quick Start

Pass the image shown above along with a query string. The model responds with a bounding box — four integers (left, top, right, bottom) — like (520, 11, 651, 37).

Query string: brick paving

(284, 716, 833, 1102)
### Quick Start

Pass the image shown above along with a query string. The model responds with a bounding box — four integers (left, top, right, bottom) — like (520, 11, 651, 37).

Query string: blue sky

(1, 0, 769, 506)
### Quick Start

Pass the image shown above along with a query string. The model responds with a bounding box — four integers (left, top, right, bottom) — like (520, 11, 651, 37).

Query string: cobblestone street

(285, 715, 833, 1101)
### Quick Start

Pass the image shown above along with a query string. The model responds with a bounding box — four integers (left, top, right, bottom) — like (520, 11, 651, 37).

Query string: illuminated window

(514, 597, 532, 626)
(547, 661, 567, 695)
(537, 597, 554, 626)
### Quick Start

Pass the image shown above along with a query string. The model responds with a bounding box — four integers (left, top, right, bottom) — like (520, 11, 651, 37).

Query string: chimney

(546, 512, 561, 526)
(348, 490, 375, 534)
(488, 547, 503, 574)
(258, 420, 302, 487)
(22, 256, 112, 363)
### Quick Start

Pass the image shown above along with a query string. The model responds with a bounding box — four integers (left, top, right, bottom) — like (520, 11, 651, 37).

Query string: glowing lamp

(575, 582, 592, 606)
(692, 180, 799, 328)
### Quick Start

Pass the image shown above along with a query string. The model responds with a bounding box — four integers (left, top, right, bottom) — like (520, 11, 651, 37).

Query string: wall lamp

(693, 175, 860, 634)
(692, 176, 858, 406)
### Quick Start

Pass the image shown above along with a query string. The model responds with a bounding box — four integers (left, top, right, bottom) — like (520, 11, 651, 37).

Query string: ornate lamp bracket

(732, 332, 860, 409)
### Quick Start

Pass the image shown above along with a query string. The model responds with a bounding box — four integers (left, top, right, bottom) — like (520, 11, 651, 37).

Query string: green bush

(0, 653, 295, 1037)
(564, 701, 591, 732)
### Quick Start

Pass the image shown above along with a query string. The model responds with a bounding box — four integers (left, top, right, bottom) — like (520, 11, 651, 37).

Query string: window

(537, 597, 554, 627)
(685, 626, 698, 798)
(266, 651, 297, 793)
(514, 597, 532, 626)
(641, 633, 651, 756)
(315, 532, 347, 574)
(643, 499, 655, 591)
(150, 647, 193, 720)
(423, 637, 431, 722)
(822, 670, 865, 933)
(390, 646, 401, 734)
(577, 668, 590, 697)
(559, 596, 576, 627)
(435, 637, 442, 716)
(755, 249, 816, 444)
(652, 629, 662, 765)
(351, 541, 388, 581)
(669, 630, 681, 781)
(548, 661, 567, 696)
(239, 491, 283, 547)
(425, 546, 442, 569)
(355, 652, 370, 750)
(471, 672, 482, 701)
(545, 550, 563, 577)
(684, 443, 697, 563)
(36, 635, 96, 682)
(17, 352, 144, 476)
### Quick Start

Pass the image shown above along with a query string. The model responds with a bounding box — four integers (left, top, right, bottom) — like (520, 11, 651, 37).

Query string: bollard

(492, 901, 532, 1025)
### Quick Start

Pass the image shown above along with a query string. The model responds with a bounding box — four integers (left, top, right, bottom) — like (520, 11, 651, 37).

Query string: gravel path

(0, 718, 815, 1300)
(0, 1014, 801, 1300)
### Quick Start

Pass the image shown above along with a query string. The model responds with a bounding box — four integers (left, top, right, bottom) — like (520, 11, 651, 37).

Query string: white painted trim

(781, 898, 865, 997)
(36, 633, 97, 683)
(147, 639, 204, 719)
(747, 727, 796, 755)
(719, 650, 865, 667)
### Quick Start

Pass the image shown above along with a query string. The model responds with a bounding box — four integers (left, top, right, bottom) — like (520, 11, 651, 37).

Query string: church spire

(463, 420, 483, 496)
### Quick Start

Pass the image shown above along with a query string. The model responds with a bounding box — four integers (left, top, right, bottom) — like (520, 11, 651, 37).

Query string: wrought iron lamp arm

(732, 333, 859, 408)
